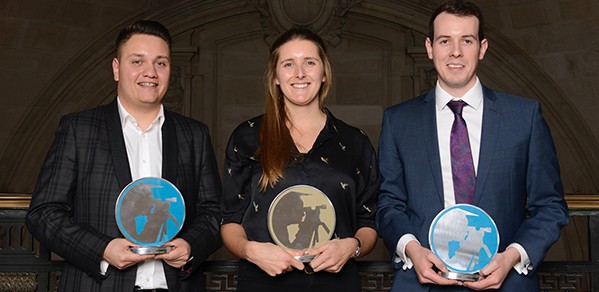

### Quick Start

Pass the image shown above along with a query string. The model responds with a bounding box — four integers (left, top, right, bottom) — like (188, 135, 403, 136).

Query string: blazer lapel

(422, 91, 445, 205)
(105, 100, 132, 190)
(473, 86, 499, 204)
(161, 111, 178, 184)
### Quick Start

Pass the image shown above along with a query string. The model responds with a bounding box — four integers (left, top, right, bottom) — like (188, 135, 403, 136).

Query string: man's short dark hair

(429, 0, 485, 42)
(115, 20, 172, 58)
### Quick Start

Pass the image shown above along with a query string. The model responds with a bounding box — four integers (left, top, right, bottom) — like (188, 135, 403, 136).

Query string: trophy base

(294, 255, 316, 263)
(440, 271, 480, 282)
(129, 245, 174, 255)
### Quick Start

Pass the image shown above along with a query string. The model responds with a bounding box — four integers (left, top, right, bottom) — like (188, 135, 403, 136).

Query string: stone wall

(1, 0, 597, 190)
(0, 0, 596, 264)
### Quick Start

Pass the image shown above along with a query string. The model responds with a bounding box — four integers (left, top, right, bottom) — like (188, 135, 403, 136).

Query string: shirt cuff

(507, 243, 532, 275)
(100, 260, 109, 275)
(395, 234, 419, 270)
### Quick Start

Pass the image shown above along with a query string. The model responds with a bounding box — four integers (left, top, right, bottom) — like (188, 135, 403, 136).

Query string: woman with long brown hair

(220, 27, 380, 292)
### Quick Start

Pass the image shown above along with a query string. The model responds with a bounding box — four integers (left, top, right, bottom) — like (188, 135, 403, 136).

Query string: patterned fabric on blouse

(221, 109, 380, 243)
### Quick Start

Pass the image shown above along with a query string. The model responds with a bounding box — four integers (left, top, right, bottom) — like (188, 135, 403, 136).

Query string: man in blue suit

(375, 1, 569, 291)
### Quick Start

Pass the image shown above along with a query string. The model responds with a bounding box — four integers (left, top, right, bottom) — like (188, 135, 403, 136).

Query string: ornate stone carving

(162, 47, 198, 116)
(0, 273, 37, 292)
(250, 0, 360, 46)
(163, 65, 185, 114)
(538, 272, 590, 291)
(205, 272, 238, 291)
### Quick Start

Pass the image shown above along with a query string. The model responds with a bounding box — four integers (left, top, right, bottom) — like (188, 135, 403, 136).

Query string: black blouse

(221, 109, 380, 244)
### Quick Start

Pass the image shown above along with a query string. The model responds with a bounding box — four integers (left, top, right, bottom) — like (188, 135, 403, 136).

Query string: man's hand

(245, 241, 305, 276)
(305, 238, 357, 273)
(155, 238, 192, 268)
(405, 241, 460, 286)
(463, 247, 520, 290)
(103, 238, 154, 270)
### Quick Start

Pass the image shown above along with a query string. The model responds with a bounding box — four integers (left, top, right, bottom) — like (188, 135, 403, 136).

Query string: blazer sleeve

(510, 101, 569, 269)
(177, 121, 223, 271)
(25, 115, 112, 281)
(375, 109, 415, 263)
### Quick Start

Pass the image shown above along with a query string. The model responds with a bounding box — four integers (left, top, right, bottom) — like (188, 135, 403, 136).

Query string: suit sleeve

(375, 109, 415, 264)
(511, 102, 569, 269)
(178, 123, 223, 270)
(25, 116, 112, 281)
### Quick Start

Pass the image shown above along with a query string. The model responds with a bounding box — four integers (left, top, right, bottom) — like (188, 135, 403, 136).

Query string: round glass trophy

(267, 185, 336, 263)
(428, 204, 499, 281)
(115, 177, 185, 255)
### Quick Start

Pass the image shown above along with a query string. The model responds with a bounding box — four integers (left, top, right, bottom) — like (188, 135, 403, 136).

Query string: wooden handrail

(0, 194, 31, 209)
(562, 194, 599, 210)
(1, 193, 599, 210)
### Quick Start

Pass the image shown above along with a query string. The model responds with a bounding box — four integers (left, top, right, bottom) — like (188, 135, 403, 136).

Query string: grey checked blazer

(26, 99, 222, 292)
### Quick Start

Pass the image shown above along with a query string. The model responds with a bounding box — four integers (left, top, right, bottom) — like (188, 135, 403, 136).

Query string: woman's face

(274, 39, 325, 108)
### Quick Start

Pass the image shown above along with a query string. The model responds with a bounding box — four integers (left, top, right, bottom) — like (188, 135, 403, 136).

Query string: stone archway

(1, 0, 597, 196)
(0, 1, 595, 286)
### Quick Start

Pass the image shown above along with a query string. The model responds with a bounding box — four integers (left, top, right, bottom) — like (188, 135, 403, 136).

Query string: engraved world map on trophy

(429, 204, 499, 281)
(115, 177, 185, 254)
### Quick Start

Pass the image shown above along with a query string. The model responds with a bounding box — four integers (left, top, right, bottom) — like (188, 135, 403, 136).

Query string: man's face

(112, 34, 170, 111)
(425, 12, 488, 97)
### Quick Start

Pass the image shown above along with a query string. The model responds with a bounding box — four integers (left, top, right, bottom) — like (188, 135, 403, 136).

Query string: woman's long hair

(258, 27, 333, 192)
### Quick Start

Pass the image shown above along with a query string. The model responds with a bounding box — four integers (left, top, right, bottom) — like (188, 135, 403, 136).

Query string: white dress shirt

(395, 78, 532, 275)
(99, 97, 168, 289)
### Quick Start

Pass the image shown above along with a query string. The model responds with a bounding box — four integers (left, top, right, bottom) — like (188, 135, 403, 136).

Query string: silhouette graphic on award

(429, 204, 499, 281)
(267, 185, 336, 263)
(115, 177, 185, 254)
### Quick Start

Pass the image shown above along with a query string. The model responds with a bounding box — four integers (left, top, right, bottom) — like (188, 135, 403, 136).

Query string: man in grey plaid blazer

(26, 20, 222, 292)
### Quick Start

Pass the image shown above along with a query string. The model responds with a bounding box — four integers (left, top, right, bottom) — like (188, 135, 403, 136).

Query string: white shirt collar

(116, 97, 165, 130)
(435, 77, 483, 111)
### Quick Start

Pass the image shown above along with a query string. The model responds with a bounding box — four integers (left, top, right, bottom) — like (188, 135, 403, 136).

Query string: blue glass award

(115, 177, 185, 254)
(429, 204, 499, 281)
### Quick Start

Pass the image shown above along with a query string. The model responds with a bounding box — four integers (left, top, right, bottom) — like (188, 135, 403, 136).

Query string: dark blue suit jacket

(376, 86, 569, 291)
(26, 100, 222, 292)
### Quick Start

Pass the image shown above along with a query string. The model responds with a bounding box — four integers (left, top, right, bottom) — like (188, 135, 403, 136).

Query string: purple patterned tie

(448, 100, 475, 204)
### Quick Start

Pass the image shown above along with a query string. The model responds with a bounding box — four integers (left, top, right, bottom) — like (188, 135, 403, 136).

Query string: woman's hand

(245, 241, 305, 276)
(304, 237, 358, 273)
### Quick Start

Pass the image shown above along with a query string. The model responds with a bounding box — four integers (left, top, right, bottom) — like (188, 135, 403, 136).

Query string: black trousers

(235, 259, 360, 292)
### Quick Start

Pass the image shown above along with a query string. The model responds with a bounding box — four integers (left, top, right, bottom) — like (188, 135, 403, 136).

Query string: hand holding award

(428, 204, 499, 281)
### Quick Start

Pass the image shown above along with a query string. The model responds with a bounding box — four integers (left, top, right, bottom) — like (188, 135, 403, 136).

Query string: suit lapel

(105, 100, 132, 190)
(161, 111, 178, 184)
(473, 86, 499, 204)
(422, 92, 445, 205)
